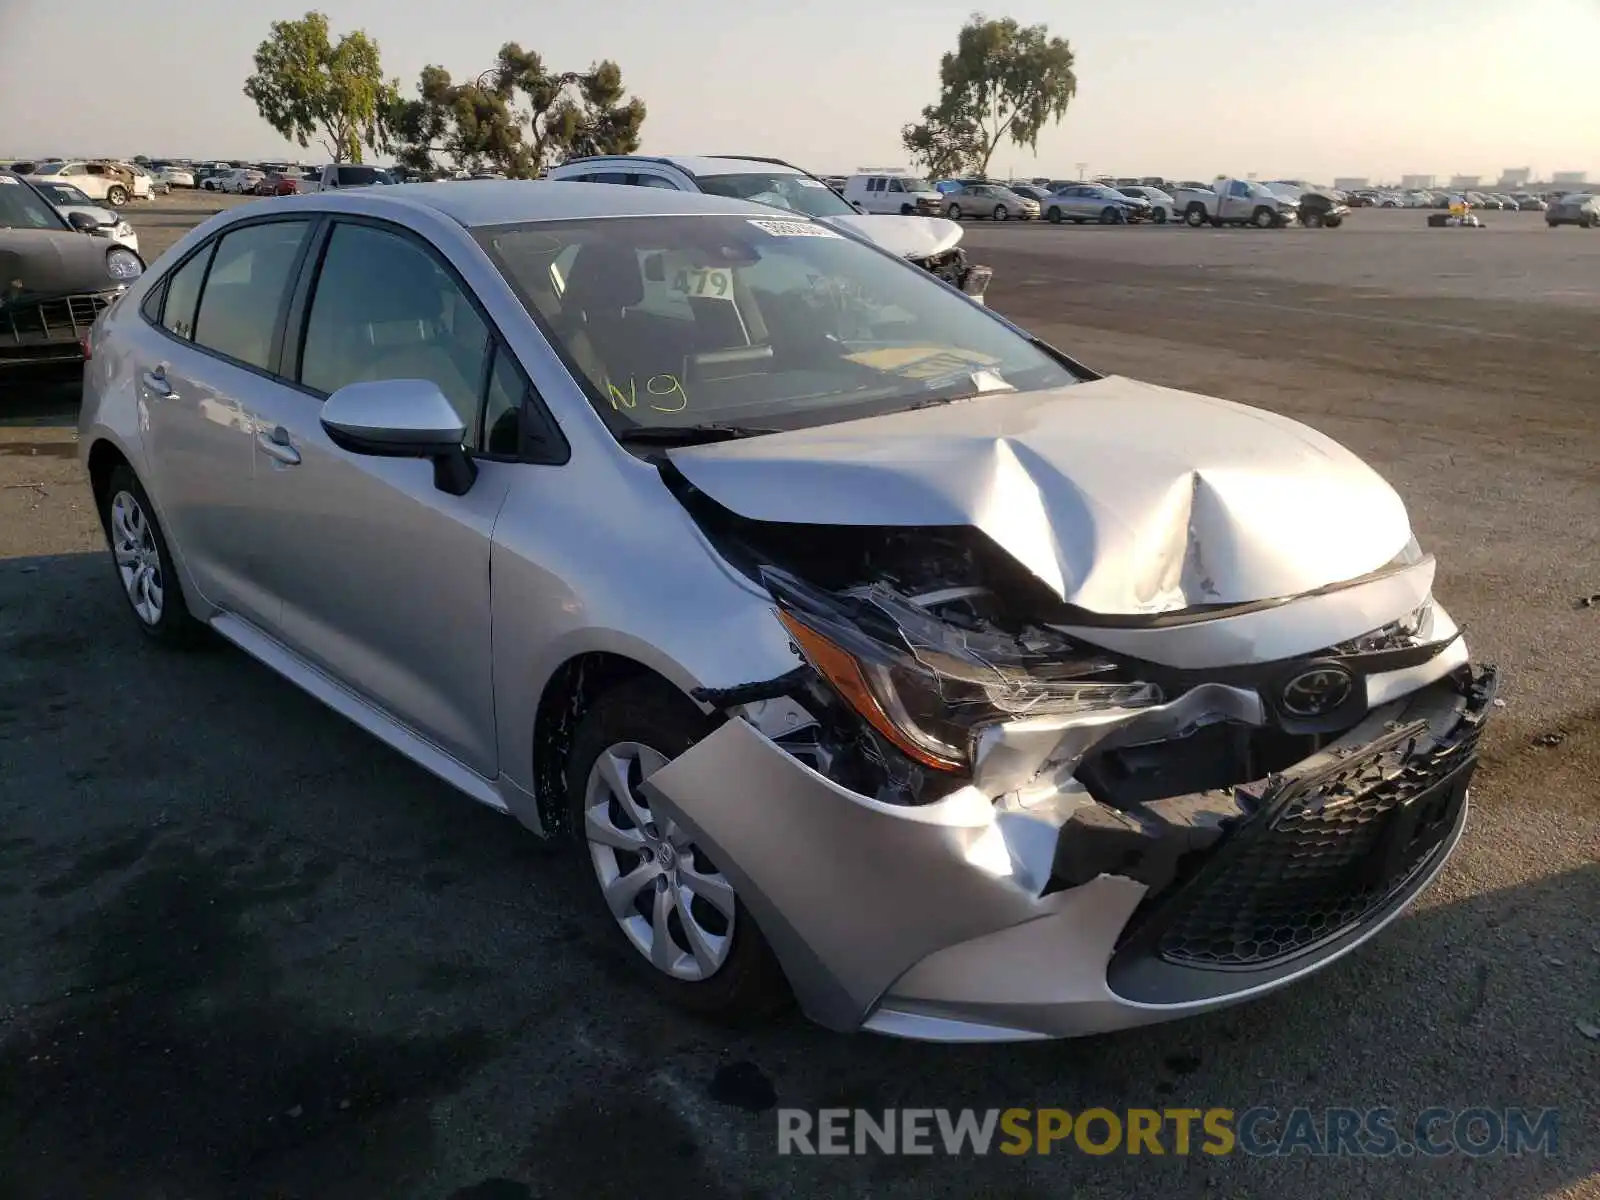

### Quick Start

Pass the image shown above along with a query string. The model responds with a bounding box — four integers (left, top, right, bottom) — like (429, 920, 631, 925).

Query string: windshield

(0, 176, 67, 230)
(695, 173, 855, 218)
(38, 183, 93, 206)
(479, 215, 1078, 436)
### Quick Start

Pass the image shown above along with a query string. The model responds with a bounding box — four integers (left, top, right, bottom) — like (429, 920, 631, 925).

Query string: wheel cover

(583, 741, 736, 981)
(995, 206, 1008, 220)
(110, 490, 163, 625)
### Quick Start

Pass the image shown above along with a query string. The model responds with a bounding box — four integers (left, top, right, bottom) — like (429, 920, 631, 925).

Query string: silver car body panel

(664, 377, 1415, 616)
(78, 181, 1488, 1041)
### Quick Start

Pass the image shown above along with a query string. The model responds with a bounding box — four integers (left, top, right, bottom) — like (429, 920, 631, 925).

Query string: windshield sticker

(670, 267, 734, 299)
(607, 374, 688, 414)
(796, 179, 826, 188)
(0, 177, 15, 185)
(746, 218, 840, 238)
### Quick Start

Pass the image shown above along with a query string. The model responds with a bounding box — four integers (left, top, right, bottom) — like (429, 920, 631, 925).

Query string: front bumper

(644, 663, 1495, 1041)
(1, 290, 121, 368)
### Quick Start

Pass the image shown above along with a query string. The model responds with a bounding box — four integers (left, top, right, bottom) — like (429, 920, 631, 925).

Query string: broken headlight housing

(764, 567, 1161, 772)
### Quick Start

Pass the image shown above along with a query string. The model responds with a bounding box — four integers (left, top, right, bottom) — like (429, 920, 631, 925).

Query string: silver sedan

(943, 183, 1040, 221)
(79, 182, 1494, 1042)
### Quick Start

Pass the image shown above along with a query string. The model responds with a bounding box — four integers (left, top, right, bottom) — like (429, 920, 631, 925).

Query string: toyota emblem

(1281, 665, 1354, 717)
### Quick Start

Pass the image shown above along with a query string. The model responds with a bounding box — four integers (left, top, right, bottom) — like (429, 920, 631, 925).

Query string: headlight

(106, 246, 143, 281)
(767, 569, 1161, 772)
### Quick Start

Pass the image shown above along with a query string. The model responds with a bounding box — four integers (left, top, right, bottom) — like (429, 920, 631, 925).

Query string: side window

(589, 172, 630, 185)
(299, 222, 490, 446)
(157, 242, 214, 338)
(192, 221, 307, 368)
(62, 164, 85, 177)
(887, 179, 904, 193)
(631, 173, 678, 189)
(1230, 180, 1251, 198)
(481, 343, 526, 456)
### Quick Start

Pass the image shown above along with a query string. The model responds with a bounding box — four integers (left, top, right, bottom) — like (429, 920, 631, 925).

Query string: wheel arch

(86, 437, 132, 536)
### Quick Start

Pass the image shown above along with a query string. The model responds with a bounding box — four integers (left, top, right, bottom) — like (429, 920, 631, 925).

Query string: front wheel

(945, 203, 962, 220)
(1303, 210, 1324, 228)
(1185, 205, 1208, 227)
(567, 677, 790, 1020)
(1046, 206, 1062, 224)
(1252, 206, 1277, 228)
(900, 203, 914, 215)
(1154, 208, 1168, 223)
(993, 204, 1009, 221)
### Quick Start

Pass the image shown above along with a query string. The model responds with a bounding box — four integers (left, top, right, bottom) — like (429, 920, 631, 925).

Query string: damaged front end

(915, 245, 993, 306)
(643, 473, 1496, 1040)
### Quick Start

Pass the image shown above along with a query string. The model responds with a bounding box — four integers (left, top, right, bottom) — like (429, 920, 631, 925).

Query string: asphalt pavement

(0, 199, 1594, 1200)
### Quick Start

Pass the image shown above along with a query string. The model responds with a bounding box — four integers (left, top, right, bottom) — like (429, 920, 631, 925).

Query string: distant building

(1400, 174, 1436, 189)
(1333, 176, 1369, 191)
(1449, 174, 1481, 189)
(1552, 171, 1588, 185)
(1498, 168, 1531, 188)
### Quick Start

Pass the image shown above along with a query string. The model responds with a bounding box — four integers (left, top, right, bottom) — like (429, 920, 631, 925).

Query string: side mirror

(320, 379, 477, 496)
(67, 210, 103, 233)
(852, 201, 867, 213)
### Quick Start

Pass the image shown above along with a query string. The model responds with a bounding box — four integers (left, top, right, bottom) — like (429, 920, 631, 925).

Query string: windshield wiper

(614, 422, 780, 446)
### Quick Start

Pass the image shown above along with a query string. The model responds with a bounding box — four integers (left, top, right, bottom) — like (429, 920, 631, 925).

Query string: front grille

(2, 293, 113, 351)
(1154, 703, 1486, 970)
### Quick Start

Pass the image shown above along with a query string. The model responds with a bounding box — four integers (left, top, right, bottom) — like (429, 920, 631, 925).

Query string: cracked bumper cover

(641, 662, 1495, 1042)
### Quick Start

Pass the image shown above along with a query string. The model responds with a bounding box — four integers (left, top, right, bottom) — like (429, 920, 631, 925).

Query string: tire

(100, 466, 201, 647)
(1547, 220, 1559, 228)
(946, 203, 962, 220)
(1325, 215, 1342, 228)
(1154, 208, 1168, 224)
(1303, 210, 1324, 228)
(993, 204, 1008, 221)
(1046, 206, 1062, 224)
(1252, 206, 1277, 228)
(900, 203, 914, 215)
(1098, 206, 1118, 225)
(1185, 204, 1208, 227)
(566, 676, 790, 1021)
(105, 185, 128, 207)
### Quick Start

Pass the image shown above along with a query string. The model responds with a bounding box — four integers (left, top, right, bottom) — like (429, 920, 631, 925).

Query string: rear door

(129, 215, 316, 624)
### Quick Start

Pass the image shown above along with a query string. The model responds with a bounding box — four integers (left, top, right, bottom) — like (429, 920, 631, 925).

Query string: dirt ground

(0, 202, 1595, 1200)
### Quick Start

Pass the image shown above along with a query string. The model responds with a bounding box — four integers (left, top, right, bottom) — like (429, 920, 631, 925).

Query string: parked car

(1174, 178, 1298, 227)
(1005, 184, 1052, 205)
(942, 182, 1039, 221)
(155, 166, 196, 189)
(1546, 193, 1600, 227)
(1042, 183, 1145, 225)
(544, 155, 991, 302)
(1511, 193, 1547, 212)
(200, 168, 260, 193)
(119, 162, 161, 198)
(1294, 190, 1350, 228)
(76, 180, 1495, 1040)
(298, 164, 395, 194)
(839, 172, 945, 216)
(22, 161, 138, 207)
(24, 179, 140, 253)
(253, 172, 302, 197)
(0, 170, 143, 372)
(1117, 185, 1177, 223)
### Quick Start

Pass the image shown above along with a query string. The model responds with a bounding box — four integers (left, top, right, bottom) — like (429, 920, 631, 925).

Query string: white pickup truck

(299, 164, 395, 194)
(1173, 178, 1300, 228)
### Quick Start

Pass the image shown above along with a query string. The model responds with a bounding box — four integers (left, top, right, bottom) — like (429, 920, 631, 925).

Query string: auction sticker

(747, 218, 840, 238)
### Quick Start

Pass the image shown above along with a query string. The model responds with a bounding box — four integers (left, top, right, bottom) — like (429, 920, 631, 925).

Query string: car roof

(258, 179, 789, 228)
(556, 155, 806, 179)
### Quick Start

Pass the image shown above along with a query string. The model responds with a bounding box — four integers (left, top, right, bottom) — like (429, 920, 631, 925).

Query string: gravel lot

(1, 198, 1595, 1200)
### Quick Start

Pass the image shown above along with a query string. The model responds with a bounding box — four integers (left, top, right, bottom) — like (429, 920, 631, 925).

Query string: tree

(901, 101, 985, 180)
(243, 11, 396, 164)
(904, 13, 1077, 176)
(387, 43, 645, 179)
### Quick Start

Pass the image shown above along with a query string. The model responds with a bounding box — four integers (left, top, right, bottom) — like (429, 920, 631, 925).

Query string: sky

(2, 0, 1597, 182)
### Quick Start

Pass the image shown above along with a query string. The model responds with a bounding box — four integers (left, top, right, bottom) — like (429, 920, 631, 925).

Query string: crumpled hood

(0, 229, 113, 304)
(667, 376, 1415, 615)
(820, 213, 963, 260)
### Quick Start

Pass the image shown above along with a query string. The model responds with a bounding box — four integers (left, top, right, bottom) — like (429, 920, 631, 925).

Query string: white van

(842, 172, 945, 216)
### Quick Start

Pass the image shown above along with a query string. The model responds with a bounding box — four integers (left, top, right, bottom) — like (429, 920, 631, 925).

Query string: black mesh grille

(2, 293, 111, 348)
(1155, 716, 1484, 969)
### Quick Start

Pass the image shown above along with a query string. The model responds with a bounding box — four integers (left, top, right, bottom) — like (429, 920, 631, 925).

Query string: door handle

(141, 366, 173, 396)
(256, 426, 302, 466)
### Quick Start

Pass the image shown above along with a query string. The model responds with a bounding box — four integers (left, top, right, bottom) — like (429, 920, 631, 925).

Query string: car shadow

(1, 550, 1594, 1200)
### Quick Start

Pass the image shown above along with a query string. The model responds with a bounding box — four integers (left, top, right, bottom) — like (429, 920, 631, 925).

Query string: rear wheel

(100, 466, 200, 646)
(567, 677, 790, 1020)
(993, 204, 1009, 221)
(105, 185, 128, 207)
